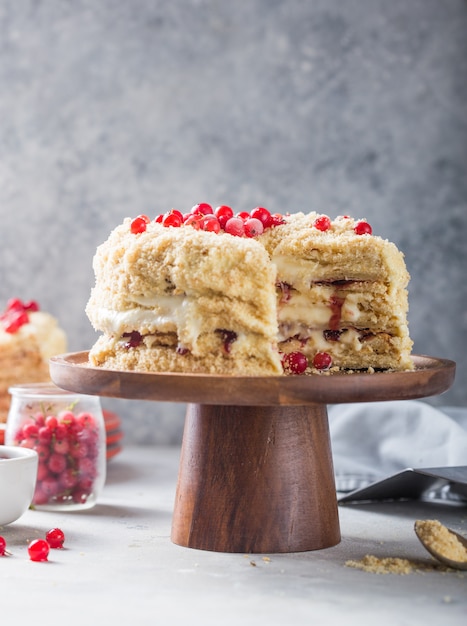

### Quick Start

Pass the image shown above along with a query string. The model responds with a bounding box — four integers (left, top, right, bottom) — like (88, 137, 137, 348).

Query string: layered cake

(86, 205, 413, 376)
(0, 298, 68, 423)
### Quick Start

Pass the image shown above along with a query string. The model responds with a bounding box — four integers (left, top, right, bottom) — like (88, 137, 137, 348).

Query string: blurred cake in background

(0, 298, 123, 458)
(0, 298, 68, 427)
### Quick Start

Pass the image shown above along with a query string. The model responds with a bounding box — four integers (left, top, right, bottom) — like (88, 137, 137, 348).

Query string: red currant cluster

(130, 203, 286, 237)
(281, 351, 333, 374)
(13, 409, 101, 507)
(0, 298, 39, 334)
(0, 527, 65, 562)
(313, 214, 372, 235)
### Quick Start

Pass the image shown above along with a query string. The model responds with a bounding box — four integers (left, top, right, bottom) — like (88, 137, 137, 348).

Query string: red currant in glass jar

(6, 383, 106, 511)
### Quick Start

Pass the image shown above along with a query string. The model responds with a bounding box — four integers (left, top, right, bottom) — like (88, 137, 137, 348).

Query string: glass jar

(6, 383, 106, 511)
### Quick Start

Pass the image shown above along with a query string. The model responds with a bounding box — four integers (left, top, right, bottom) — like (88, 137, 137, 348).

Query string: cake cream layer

(276, 281, 409, 336)
(86, 211, 413, 375)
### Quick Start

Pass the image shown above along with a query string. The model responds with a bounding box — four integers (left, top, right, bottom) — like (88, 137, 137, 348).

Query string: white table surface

(2, 445, 466, 625)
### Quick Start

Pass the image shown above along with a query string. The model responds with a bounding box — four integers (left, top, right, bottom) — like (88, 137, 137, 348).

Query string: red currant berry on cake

(312, 352, 333, 370)
(6, 298, 24, 311)
(2, 309, 29, 333)
(218, 329, 238, 353)
(28, 539, 50, 562)
(250, 207, 273, 227)
(0, 536, 7, 556)
(282, 351, 308, 375)
(184, 214, 203, 229)
(130, 215, 150, 234)
(201, 215, 221, 233)
(191, 203, 213, 215)
(244, 217, 264, 237)
(46, 528, 65, 549)
(236, 211, 250, 221)
(313, 215, 332, 232)
(23, 300, 39, 312)
(225, 217, 245, 237)
(162, 210, 183, 228)
(271, 213, 285, 226)
(354, 221, 372, 235)
(123, 330, 143, 349)
(215, 205, 234, 228)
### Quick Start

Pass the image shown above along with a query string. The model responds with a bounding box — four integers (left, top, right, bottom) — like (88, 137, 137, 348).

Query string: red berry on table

(191, 203, 213, 215)
(282, 351, 308, 375)
(244, 217, 264, 237)
(354, 220, 372, 235)
(28, 539, 50, 562)
(46, 528, 65, 549)
(224, 217, 245, 237)
(313, 215, 332, 232)
(312, 352, 333, 370)
(250, 206, 273, 227)
(130, 215, 150, 234)
(0, 536, 7, 556)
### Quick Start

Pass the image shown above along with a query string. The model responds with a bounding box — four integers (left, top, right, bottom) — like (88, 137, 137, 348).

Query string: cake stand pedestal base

(171, 403, 340, 553)
(49, 352, 456, 555)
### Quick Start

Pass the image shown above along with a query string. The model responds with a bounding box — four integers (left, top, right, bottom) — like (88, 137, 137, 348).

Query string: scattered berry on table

(28, 539, 50, 562)
(46, 528, 65, 549)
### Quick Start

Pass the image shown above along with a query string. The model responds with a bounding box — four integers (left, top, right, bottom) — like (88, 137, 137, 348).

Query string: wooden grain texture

(49, 353, 456, 406)
(171, 404, 340, 553)
(48, 351, 455, 554)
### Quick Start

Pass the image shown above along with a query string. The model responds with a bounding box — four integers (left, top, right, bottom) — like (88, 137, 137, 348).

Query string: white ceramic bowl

(0, 446, 38, 525)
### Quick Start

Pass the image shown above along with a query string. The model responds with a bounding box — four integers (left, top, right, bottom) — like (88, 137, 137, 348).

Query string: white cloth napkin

(328, 400, 467, 492)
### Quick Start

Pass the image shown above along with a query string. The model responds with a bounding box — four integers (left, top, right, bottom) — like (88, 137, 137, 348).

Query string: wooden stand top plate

(49, 352, 455, 406)
(49, 352, 455, 553)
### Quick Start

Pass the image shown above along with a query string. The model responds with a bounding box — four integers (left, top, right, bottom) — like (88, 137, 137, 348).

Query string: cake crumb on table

(345, 555, 417, 575)
(345, 554, 449, 575)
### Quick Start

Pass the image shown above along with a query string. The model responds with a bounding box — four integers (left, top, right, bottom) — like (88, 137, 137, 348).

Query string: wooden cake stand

(50, 353, 455, 554)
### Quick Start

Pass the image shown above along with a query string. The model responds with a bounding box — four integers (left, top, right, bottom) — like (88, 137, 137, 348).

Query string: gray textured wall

(1, 0, 466, 444)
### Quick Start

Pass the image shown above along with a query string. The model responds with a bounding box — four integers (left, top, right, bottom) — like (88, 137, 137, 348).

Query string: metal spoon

(414, 521, 467, 570)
